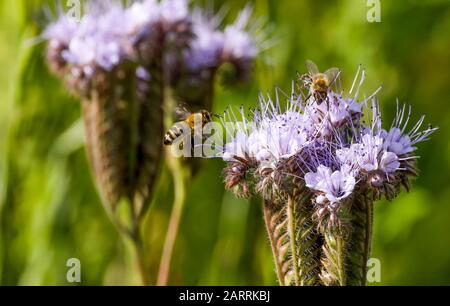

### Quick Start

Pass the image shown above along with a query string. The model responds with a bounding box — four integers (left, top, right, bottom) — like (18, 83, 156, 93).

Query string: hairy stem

(287, 196, 300, 285)
(262, 200, 291, 285)
(295, 193, 321, 286)
(347, 193, 374, 285)
(319, 194, 375, 286)
(364, 198, 374, 283)
(320, 228, 350, 286)
(82, 82, 130, 213)
(263, 201, 285, 286)
(134, 60, 164, 221)
(81, 77, 149, 286)
(337, 236, 346, 285)
(263, 192, 321, 286)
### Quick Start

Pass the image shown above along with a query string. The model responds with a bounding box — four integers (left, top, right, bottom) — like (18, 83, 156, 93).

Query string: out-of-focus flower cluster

(44, 0, 263, 104)
(222, 67, 436, 228)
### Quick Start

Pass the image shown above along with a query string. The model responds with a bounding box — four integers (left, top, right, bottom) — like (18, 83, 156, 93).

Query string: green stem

(129, 194, 151, 286)
(360, 195, 373, 286)
(347, 193, 374, 286)
(130, 227, 151, 286)
(295, 194, 321, 286)
(287, 196, 300, 286)
(110, 199, 151, 286)
(336, 237, 346, 286)
(362, 195, 374, 285)
(157, 148, 189, 286)
(321, 228, 349, 286)
(263, 201, 285, 286)
(263, 193, 321, 286)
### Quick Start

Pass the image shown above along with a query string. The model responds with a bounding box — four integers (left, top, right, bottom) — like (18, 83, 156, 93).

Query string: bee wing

(324, 68, 340, 84)
(174, 103, 192, 121)
(305, 60, 320, 75)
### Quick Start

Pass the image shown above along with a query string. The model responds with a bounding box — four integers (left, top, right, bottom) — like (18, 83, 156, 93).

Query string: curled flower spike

(220, 62, 436, 286)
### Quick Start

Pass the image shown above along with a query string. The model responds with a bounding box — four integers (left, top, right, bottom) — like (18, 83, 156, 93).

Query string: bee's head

(201, 110, 212, 123)
(299, 74, 312, 85)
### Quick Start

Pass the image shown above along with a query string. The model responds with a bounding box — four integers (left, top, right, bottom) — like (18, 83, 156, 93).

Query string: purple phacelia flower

(379, 151, 401, 173)
(380, 104, 435, 157)
(305, 164, 356, 205)
(44, 0, 264, 102)
(223, 130, 252, 162)
(160, 0, 189, 24)
(44, 14, 78, 46)
(159, 3, 265, 110)
(338, 134, 397, 173)
(382, 127, 415, 155)
(222, 7, 258, 61)
(50, 4, 133, 71)
(222, 89, 309, 165)
(184, 9, 225, 70)
(221, 63, 437, 223)
(126, 0, 161, 31)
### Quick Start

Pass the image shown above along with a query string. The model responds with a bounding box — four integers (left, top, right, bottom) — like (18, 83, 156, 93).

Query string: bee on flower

(219, 62, 436, 286)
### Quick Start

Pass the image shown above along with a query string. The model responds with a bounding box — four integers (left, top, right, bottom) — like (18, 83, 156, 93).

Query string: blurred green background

(1, 0, 449, 286)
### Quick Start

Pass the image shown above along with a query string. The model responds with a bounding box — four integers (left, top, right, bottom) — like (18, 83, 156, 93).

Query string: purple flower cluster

(44, 0, 263, 101)
(222, 66, 436, 225)
(183, 7, 257, 71)
(45, 0, 159, 74)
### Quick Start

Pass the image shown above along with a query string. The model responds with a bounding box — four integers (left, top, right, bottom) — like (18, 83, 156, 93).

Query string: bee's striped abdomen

(164, 125, 184, 146)
(164, 110, 212, 146)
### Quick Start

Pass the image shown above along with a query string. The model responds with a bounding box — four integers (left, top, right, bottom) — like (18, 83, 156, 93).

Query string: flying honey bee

(164, 104, 213, 146)
(299, 60, 340, 104)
